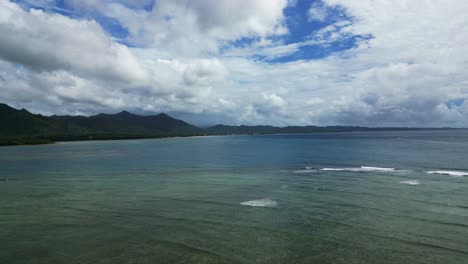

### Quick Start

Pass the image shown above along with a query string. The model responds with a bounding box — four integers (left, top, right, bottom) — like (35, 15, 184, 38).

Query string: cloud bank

(1, 0, 468, 127)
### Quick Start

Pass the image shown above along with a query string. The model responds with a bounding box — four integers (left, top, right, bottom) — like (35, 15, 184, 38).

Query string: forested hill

(0, 103, 203, 145)
(0, 103, 463, 145)
(204, 124, 457, 135)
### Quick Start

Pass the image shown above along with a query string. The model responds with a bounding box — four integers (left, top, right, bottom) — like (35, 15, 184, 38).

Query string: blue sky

(11, 0, 364, 62)
(1, 0, 468, 127)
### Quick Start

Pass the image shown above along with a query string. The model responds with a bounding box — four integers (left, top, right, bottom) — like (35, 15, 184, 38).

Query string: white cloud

(1, 0, 468, 127)
(308, 1, 329, 22)
(0, 1, 149, 84)
(182, 59, 228, 86)
(63, 0, 289, 57)
(0, 1, 232, 118)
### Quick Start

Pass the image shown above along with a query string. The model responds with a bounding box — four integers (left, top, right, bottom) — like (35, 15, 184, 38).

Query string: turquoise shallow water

(1, 130, 468, 263)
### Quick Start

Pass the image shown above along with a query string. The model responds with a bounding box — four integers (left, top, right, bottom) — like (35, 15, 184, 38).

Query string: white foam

(360, 166, 396, 172)
(320, 168, 348, 171)
(320, 166, 396, 172)
(240, 198, 277, 207)
(425, 170, 468, 177)
(399, 180, 420, 185)
(294, 169, 317, 174)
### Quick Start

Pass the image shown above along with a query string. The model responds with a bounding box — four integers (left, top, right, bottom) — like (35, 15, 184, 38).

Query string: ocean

(0, 130, 467, 263)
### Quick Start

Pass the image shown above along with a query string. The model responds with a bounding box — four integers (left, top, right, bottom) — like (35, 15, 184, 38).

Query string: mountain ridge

(0, 103, 204, 145)
(0, 103, 465, 146)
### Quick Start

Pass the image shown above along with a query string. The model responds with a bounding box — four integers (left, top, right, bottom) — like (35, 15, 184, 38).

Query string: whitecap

(399, 180, 420, 185)
(294, 169, 317, 174)
(320, 166, 396, 172)
(360, 166, 396, 172)
(240, 198, 277, 207)
(320, 168, 348, 171)
(425, 170, 468, 177)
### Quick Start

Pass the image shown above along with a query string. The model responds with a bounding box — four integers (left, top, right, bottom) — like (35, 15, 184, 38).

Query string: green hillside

(0, 103, 204, 145)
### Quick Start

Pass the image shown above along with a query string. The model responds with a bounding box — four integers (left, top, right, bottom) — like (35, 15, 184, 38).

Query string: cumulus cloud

(63, 0, 289, 56)
(308, 1, 329, 22)
(1, 0, 468, 127)
(0, 1, 148, 84)
(182, 59, 228, 86)
(0, 0, 233, 117)
(252, 93, 287, 120)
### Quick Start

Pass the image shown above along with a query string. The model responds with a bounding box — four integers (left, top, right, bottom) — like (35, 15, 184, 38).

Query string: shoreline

(1, 128, 465, 147)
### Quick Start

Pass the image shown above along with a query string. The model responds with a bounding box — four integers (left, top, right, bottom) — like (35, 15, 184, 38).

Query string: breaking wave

(320, 166, 396, 172)
(425, 170, 468, 177)
(240, 198, 277, 207)
(399, 180, 421, 185)
(294, 169, 318, 174)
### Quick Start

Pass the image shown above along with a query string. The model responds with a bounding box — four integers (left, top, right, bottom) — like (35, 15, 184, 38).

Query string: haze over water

(1, 130, 468, 264)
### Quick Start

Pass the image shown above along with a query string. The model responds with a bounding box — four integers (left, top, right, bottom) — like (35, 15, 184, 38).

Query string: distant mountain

(0, 102, 464, 146)
(204, 124, 460, 135)
(51, 111, 203, 137)
(0, 103, 203, 145)
(0, 103, 66, 137)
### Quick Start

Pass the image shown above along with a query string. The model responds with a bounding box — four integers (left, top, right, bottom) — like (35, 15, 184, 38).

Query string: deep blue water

(1, 130, 467, 263)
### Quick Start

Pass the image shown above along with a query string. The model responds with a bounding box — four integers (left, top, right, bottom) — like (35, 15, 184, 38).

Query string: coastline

(1, 128, 465, 147)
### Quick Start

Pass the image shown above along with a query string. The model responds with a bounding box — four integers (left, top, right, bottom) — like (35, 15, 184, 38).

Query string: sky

(1, 0, 468, 127)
